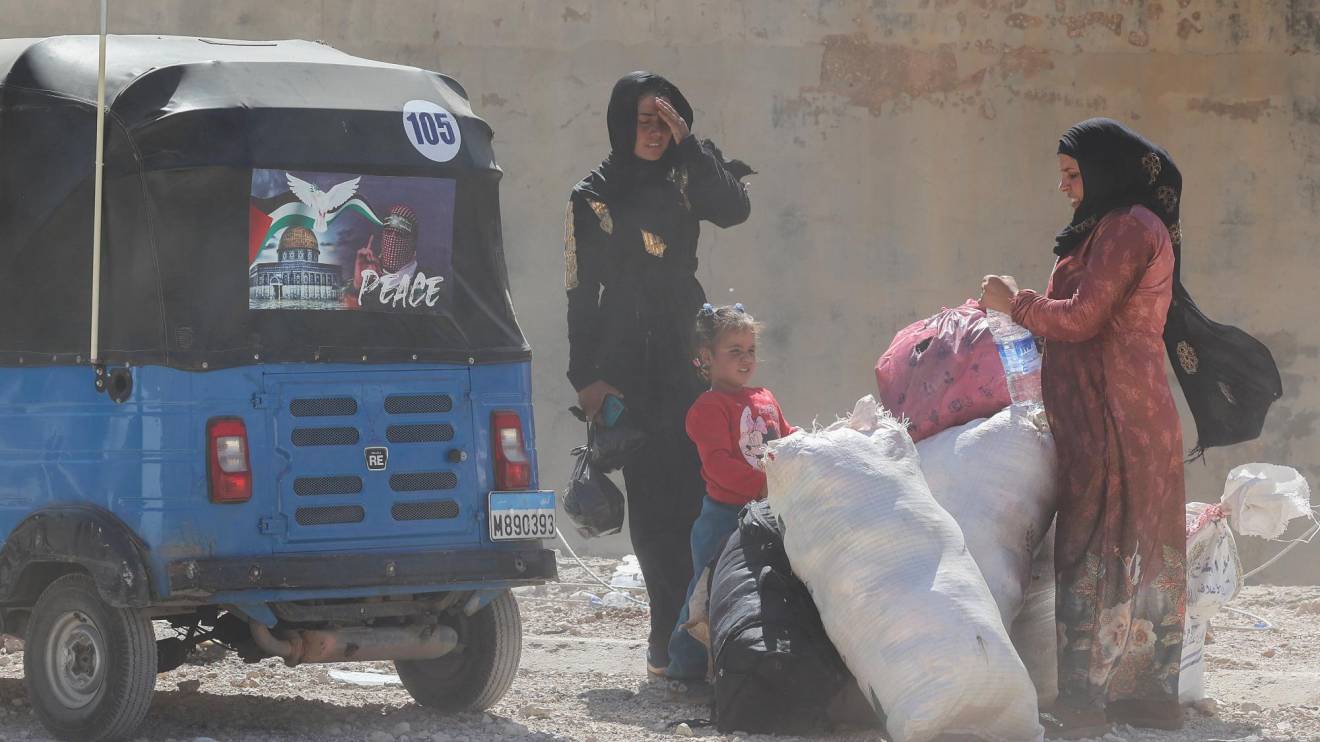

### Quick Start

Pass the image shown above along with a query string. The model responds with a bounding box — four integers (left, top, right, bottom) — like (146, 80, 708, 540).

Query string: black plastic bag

(562, 445, 624, 538)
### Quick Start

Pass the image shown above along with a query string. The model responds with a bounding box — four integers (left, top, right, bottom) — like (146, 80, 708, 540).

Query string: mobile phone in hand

(601, 394, 626, 428)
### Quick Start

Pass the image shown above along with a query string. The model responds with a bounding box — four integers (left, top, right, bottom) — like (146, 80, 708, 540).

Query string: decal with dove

(248, 169, 457, 312)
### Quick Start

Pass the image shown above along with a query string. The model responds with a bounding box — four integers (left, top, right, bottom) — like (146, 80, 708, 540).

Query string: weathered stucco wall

(5, 0, 1318, 582)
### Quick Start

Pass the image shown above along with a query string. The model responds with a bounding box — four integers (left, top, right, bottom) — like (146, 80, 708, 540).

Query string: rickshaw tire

(24, 574, 157, 742)
(396, 589, 521, 711)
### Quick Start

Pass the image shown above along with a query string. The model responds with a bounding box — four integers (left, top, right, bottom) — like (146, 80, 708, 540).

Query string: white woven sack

(917, 406, 1057, 627)
(1180, 463, 1311, 703)
(766, 397, 1042, 742)
(1179, 502, 1243, 703)
(1010, 523, 1058, 711)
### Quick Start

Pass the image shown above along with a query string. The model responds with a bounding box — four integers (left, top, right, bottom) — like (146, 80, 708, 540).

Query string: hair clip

(733, 303, 745, 313)
(700, 303, 715, 316)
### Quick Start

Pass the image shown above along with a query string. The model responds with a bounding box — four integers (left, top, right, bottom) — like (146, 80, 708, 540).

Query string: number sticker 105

(402, 100, 462, 163)
(406, 110, 455, 146)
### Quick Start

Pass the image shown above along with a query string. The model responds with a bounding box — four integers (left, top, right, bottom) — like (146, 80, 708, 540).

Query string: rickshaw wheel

(24, 574, 157, 742)
(396, 589, 521, 711)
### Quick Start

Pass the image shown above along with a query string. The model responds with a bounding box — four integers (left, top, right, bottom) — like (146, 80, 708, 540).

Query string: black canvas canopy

(0, 35, 529, 368)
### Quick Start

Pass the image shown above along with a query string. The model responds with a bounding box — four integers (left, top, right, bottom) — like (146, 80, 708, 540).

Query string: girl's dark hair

(692, 303, 760, 379)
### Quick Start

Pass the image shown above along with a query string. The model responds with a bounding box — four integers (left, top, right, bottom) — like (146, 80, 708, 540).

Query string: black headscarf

(578, 72, 695, 203)
(1054, 118, 1283, 457)
(580, 71, 752, 203)
(606, 72, 693, 159)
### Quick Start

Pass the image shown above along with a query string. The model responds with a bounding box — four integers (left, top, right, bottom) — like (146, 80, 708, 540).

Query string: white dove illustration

(286, 173, 361, 232)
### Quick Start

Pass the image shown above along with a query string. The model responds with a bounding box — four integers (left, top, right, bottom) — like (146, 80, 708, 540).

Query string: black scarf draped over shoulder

(564, 72, 752, 398)
(1054, 118, 1282, 456)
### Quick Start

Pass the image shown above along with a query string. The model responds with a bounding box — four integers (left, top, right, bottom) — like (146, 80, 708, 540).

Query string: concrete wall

(5, 0, 1317, 583)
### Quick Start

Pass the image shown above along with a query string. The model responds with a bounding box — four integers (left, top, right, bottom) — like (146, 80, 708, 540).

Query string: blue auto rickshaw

(0, 34, 556, 741)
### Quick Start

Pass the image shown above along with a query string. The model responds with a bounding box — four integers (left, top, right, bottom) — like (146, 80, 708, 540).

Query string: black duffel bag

(708, 501, 877, 734)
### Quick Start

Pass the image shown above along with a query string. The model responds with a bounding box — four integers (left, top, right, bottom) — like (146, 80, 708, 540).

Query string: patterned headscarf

(379, 204, 418, 273)
(1054, 118, 1282, 456)
(1054, 118, 1182, 279)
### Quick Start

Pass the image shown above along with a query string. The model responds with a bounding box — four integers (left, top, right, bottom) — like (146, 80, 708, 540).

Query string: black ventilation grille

(392, 500, 461, 521)
(293, 476, 363, 497)
(386, 424, 454, 444)
(290, 397, 358, 417)
(389, 472, 458, 492)
(385, 394, 453, 414)
(295, 505, 365, 525)
(291, 427, 360, 446)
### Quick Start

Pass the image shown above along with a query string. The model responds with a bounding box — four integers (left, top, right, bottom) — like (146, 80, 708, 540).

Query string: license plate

(488, 491, 556, 541)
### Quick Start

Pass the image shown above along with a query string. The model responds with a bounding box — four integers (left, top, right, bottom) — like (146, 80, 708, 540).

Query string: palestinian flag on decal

(247, 191, 384, 264)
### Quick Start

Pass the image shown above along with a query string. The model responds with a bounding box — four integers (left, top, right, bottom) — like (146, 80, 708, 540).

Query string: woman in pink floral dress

(981, 119, 1187, 738)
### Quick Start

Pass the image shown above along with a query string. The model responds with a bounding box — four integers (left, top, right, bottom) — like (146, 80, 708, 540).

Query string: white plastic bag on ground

(917, 406, 1057, 626)
(1010, 522, 1058, 711)
(1222, 463, 1313, 539)
(327, 669, 402, 687)
(1179, 501, 1242, 703)
(766, 397, 1042, 742)
(609, 554, 645, 588)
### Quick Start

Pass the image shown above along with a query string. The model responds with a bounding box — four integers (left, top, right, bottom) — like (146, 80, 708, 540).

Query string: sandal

(646, 648, 669, 678)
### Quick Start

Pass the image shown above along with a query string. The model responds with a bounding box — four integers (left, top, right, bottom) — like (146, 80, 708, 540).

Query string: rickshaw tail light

(207, 418, 252, 504)
(491, 411, 531, 490)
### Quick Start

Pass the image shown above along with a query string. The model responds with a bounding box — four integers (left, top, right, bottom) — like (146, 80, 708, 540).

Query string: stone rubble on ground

(0, 559, 1313, 741)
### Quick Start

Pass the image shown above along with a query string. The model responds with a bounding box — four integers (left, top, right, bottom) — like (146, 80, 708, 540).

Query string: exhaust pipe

(249, 621, 459, 667)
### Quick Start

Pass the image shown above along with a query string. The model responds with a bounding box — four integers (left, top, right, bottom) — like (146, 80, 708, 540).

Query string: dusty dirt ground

(0, 555, 1316, 742)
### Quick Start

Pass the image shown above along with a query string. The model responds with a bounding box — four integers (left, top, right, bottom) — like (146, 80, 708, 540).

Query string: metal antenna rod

(89, 0, 108, 363)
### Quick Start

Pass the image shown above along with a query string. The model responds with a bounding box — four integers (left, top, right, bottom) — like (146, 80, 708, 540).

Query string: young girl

(666, 303, 793, 682)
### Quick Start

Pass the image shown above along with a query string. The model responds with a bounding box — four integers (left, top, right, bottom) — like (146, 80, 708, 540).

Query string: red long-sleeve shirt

(686, 387, 793, 507)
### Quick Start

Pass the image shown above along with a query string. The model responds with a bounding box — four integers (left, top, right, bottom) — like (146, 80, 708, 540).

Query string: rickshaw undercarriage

(248, 620, 460, 666)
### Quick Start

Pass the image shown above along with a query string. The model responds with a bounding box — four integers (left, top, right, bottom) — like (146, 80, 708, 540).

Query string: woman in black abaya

(563, 72, 752, 675)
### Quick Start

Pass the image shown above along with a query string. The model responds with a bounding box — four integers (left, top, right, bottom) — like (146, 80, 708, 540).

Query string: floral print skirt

(1046, 335, 1188, 711)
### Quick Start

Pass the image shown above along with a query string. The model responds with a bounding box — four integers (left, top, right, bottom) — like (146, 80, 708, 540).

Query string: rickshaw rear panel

(0, 361, 554, 607)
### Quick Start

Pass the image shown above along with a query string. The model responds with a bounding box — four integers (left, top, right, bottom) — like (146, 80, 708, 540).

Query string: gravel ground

(0, 556, 1316, 742)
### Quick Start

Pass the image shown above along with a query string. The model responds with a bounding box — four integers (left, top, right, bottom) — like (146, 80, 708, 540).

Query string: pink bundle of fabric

(875, 300, 1011, 442)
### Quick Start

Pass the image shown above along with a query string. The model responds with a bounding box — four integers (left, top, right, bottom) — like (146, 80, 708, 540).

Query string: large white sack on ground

(1010, 522, 1058, 711)
(1180, 501, 1241, 704)
(766, 397, 1043, 742)
(917, 406, 1057, 627)
(1180, 463, 1312, 703)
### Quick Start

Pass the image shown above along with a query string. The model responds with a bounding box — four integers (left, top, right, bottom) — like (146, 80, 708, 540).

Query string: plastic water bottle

(602, 591, 634, 609)
(986, 310, 1043, 408)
